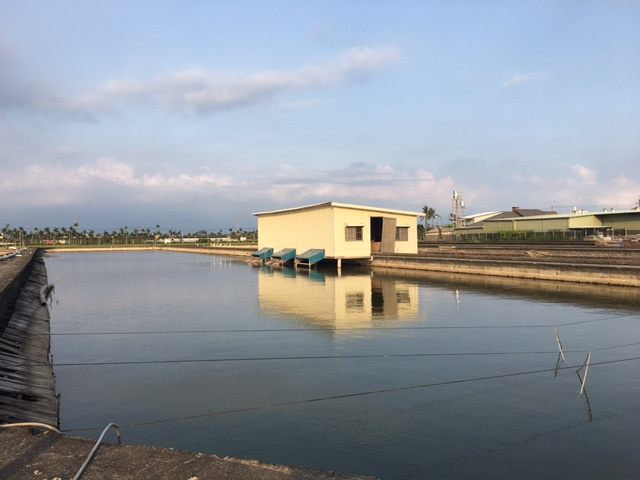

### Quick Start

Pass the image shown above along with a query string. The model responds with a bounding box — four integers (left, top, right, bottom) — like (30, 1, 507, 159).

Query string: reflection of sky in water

(45, 252, 640, 480)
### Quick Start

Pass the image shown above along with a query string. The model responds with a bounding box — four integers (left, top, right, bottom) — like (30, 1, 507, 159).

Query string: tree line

(1, 223, 257, 246)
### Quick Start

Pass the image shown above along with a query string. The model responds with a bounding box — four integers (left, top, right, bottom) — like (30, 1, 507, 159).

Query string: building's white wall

(332, 207, 374, 258)
(333, 207, 418, 255)
(258, 206, 336, 256)
(257, 203, 419, 258)
(391, 213, 419, 254)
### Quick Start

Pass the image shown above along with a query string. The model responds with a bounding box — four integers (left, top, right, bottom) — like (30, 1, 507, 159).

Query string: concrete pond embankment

(372, 244, 640, 287)
(0, 248, 58, 427)
(43, 245, 254, 256)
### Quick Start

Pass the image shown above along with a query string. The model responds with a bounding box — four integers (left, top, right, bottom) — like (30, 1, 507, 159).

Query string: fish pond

(45, 251, 640, 479)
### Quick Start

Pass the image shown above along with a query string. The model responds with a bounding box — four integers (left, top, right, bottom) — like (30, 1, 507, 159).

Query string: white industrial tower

(451, 190, 465, 228)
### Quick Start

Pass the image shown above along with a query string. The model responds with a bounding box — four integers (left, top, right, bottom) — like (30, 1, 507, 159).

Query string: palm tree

(119, 226, 129, 244)
(2, 224, 11, 244)
(421, 206, 436, 232)
(154, 225, 162, 245)
(68, 224, 78, 245)
(31, 227, 40, 245)
(18, 226, 26, 246)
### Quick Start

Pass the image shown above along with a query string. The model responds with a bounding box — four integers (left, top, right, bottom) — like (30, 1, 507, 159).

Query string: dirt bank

(0, 429, 376, 480)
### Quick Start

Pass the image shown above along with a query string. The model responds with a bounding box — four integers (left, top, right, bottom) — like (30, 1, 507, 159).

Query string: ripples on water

(46, 251, 640, 479)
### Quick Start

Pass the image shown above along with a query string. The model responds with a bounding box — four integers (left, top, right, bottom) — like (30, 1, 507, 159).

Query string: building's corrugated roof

(253, 202, 422, 217)
(487, 209, 556, 220)
(485, 209, 640, 222)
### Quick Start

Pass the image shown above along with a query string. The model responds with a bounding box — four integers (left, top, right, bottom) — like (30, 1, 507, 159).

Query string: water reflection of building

(258, 267, 419, 331)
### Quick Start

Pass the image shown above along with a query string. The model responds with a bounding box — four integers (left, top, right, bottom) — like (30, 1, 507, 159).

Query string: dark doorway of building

(370, 217, 396, 253)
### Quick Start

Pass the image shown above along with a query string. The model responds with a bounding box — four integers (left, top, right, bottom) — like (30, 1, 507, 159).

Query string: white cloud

(0, 163, 84, 206)
(594, 175, 640, 208)
(141, 172, 235, 189)
(521, 165, 597, 191)
(501, 71, 548, 88)
(6, 158, 633, 227)
(278, 98, 323, 109)
(179, 46, 399, 113)
(490, 164, 640, 212)
(571, 164, 597, 186)
(74, 157, 139, 186)
(3, 46, 399, 119)
(0, 158, 239, 208)
(242, 162, 452, 211)
(45, 145, 80, 156)
(415, 169, 438, 181)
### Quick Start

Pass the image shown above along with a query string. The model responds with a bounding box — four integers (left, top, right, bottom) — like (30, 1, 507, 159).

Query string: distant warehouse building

(483, 209, 640, 237)
(456, 207, 640, 240)
(253, 202, 421, 267)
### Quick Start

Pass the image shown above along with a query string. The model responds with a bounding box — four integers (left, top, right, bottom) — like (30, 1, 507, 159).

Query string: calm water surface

(45, 251, 640, 479)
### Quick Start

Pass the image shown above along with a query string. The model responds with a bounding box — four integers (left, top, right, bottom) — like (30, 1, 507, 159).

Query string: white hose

(0, 422, 61, 433)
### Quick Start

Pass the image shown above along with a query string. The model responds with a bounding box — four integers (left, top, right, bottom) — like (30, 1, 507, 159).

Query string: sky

(1, 1, 639, 233)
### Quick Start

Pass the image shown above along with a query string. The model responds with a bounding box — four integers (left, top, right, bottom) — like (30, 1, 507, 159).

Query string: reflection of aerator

(554, 328, 593, 421)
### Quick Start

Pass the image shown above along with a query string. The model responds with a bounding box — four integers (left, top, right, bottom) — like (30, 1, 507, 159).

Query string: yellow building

(253, 202, 421, 265)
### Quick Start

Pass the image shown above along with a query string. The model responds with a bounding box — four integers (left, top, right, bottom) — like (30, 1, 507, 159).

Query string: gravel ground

(0, 429, 377, 480)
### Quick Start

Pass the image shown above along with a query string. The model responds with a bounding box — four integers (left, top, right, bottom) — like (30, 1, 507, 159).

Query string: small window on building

(396, 290, 411, 304)
(395, 226, 409, 241)
(346, 292, 364, 311)
(345, 225, 363, 241)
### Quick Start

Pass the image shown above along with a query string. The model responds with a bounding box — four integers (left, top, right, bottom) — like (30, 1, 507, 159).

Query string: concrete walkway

(0, 428, 376, 480)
